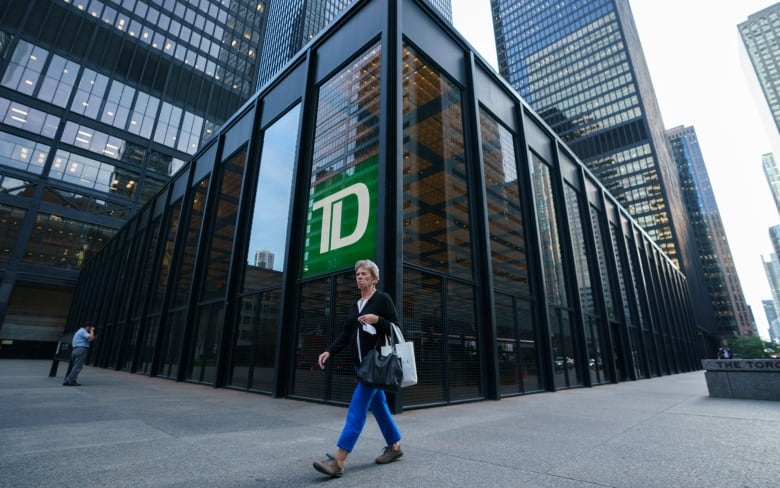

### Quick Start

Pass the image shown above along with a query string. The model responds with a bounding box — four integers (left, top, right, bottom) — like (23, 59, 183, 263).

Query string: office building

(257, 0, 452, 88)
(739, 3, 780, 136)
(762, 299, 779, 343)
(489, 0, 720, 340)
(66, 0, 701, 410)
(0, 0, 267, 357)
(667, 125, 754, 337)
(762, 152, 780, 216)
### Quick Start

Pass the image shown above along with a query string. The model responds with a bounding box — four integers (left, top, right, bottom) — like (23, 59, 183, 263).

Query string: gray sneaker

(313, 454, 344, 477)
(375, 444, 403, 464)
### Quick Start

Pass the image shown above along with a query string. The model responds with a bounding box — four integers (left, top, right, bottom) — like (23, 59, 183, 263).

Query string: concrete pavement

(1, 359, 779, 487)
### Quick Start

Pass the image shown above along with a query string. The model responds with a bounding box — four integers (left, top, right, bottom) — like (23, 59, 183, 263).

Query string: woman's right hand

(318, 351, 330, 370)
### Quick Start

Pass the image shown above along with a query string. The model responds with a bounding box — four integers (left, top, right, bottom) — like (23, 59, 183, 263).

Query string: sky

(451, 0, 779, 341)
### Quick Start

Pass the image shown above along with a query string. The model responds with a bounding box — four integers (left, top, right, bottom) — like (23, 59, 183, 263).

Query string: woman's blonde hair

(355, 259, 380, 283)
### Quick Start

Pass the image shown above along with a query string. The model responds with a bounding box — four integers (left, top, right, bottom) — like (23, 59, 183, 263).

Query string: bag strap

(357, 321, 398, 360)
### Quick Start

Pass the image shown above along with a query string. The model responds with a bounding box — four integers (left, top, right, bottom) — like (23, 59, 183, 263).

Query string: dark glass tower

(667, 125, 753, 338)
(257, 0, 452, 87)
(0, 0, 267, 356)
(489, 0, 711, 332)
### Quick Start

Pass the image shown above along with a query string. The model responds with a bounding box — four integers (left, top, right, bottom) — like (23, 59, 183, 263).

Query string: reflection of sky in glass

(247, 106, 301, 271)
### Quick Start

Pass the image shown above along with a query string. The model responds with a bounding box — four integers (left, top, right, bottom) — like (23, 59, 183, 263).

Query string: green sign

(302, 157, 378, 278)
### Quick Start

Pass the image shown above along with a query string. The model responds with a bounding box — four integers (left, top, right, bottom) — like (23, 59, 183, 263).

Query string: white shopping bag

(381, 323, 418, 388)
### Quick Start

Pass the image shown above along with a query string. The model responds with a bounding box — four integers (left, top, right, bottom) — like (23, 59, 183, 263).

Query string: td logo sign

(302, 157, 377, 278)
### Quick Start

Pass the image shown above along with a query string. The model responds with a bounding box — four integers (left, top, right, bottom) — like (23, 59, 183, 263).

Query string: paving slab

(1, 360, 779, 487)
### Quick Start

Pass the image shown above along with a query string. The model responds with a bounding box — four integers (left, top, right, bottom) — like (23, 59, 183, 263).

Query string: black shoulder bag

(356, 326, 403, 392)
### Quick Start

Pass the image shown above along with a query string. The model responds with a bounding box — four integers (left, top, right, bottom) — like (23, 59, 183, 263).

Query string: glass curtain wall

(186, 148, 247, 385)
(401, 44, 481, 407)
(158, 177, 210, 379)
(479, 107, 540, 395)
(228, 105, 300, 393)
(292, 43, 382, 404)
(563, 183, 607, 385)
(530, 152, 583, 388)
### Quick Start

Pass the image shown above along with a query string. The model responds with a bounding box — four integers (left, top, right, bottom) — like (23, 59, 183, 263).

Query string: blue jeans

(337, 380, 402, 453)
(64, 347, 88, 384)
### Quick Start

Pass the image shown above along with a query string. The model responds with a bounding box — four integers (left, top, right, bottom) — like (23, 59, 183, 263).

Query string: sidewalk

(1, 359, 779, 487)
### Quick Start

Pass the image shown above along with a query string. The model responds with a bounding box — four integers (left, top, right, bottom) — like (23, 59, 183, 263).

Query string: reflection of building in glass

(0, 0, 267, 357)
(257, 0, 452, 87)
(254, 249, 275, 270)
(667, 125, 754, 338)
(65, 0, 703, 411)
(490, 0, 720, 340)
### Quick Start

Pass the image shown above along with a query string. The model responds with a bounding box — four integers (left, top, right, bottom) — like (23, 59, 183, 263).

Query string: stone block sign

(701, 359, 780, 401)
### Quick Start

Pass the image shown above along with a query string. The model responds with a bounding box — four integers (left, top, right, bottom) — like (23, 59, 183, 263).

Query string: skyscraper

(257, 0, 452, 87)
(489, 0, 710, 333)
(0, 0, 267, 356)
(762, 152, 780, 217)
(667, 125, 754, 337)
(739, 3, 780, 138)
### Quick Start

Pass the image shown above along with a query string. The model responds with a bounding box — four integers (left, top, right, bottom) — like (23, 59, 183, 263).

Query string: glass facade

(0, 0, 266, 356)
(739, 3, 780, 136)
(666, 125, 754, 339)
(489, 0, 724, 342)
(256, 0, 452, 88)
(65, 0, 702, 410)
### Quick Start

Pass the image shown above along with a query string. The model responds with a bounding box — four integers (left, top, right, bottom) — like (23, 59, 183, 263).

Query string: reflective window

(0, 205, 26, 261)
(150, 199, 183, 313)
(101, 80, 135, 129)
(177, 111, 203, 154)
(480, 108, 529, 294)
(40, 185, 132, 217)
(37, 54, 80, 108)
(198, 149, 245, 302)
(303, 43, 381, 277)
(0, 98, 60, 138)
(188, 148, 247, 384)
(402, 45, 472, 280)
(139, 174, 165, 203)
(23, 212, 116, 269)
(60, 122, 127, 160)
(128, 92, 159, 139)
(70, 69, 109, 119)
(564, 183, 603, 385)
(0, 176, 35, 197)
(590, 207, 615, 320)
(531, 154, 567, 305)
(171, 177, 208, 308)
(50, 150, 139, 199)
(0, 131, 49, 175)
(153, 102, 183, 147)
(242, 105, 300, 291)
(1, 41, 48, 96)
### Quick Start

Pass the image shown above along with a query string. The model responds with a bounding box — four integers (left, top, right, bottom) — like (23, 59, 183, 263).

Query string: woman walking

(313, 259, 404, 478)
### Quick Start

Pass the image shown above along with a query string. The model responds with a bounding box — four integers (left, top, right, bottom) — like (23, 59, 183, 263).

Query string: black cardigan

(326, 290, 400, 369)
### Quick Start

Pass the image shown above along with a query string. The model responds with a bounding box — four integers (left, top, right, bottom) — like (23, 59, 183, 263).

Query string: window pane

(23, 212, 116, 269)
(0, 205, 26, 261)
(70, 69, 109, 119)
(402, 45, 472, 280)
(243, 105, 300, 291)
(302, 43, 381, 277)
(0, 131, 49, 175)
(1, 41, 48, 95)
(480, 108, 529, 294)
(37, 55, 79, 107)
